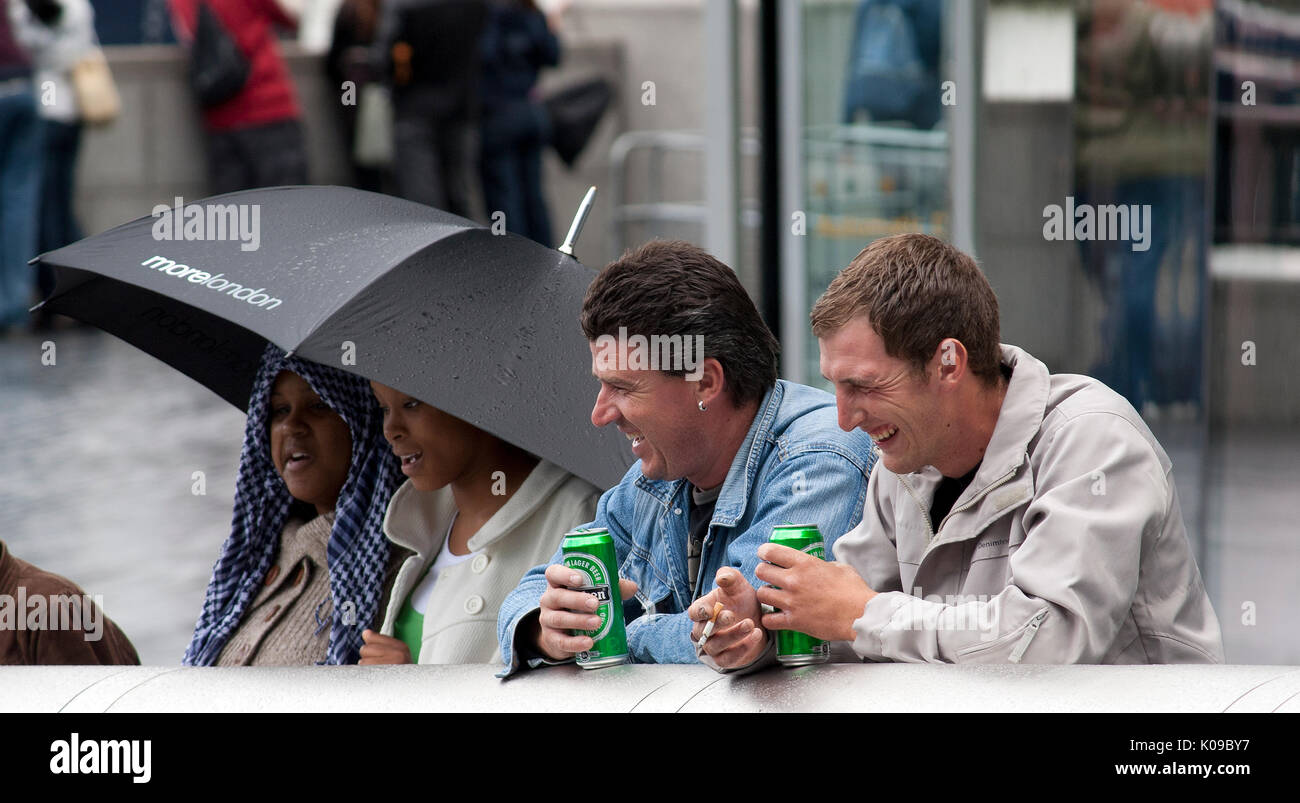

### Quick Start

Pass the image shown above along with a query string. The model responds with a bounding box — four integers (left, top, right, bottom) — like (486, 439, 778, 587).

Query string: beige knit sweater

(214, 514, 406, 666)
(216, 513, 336, 666)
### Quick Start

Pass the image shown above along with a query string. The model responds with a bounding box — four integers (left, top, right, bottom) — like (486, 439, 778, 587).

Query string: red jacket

(169, 0, 301, 131)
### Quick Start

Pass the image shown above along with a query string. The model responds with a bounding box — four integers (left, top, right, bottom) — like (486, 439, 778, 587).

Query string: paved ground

(1, 328, 1296, 664)
(1, 328, 244, 664)
(1203, 422, 1300, 665)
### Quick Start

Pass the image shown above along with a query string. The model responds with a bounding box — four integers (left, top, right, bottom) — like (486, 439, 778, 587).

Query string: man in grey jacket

(690, 233, 1223, 665)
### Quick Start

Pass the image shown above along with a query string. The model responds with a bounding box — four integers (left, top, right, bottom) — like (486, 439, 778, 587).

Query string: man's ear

(694, 357, 726, 407)
(933, 338, 968, 386)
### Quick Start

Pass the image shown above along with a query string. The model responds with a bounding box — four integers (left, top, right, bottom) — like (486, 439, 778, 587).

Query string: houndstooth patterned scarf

(184, 344, 400, 666)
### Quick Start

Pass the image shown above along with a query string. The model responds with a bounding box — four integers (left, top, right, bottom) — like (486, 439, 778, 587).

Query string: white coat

(379, 459, 600, 664)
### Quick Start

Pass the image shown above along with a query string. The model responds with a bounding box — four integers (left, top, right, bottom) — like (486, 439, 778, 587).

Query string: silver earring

(698, 400, 707, 412)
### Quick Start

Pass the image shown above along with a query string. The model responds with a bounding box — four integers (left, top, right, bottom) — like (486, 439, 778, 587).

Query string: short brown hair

(580, 240, 779, 407)
(810, 234, 1002, 385)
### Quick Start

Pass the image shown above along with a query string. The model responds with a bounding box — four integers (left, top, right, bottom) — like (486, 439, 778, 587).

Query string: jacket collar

(976, 344, 1050, 486)
(633, 380, 785, 527)
(908, 344, 1048, 545)
(382, 459, 573, 556)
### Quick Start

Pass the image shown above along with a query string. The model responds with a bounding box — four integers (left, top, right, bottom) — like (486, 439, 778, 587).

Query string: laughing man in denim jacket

(497, 241, 876, 675)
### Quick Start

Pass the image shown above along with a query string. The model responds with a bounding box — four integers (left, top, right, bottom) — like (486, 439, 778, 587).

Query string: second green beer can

(769, 524, 831, 666)
(561, 527, 628, 668)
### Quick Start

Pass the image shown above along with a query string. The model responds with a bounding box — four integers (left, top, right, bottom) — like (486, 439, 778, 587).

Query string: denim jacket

(497, 380, 877, 674)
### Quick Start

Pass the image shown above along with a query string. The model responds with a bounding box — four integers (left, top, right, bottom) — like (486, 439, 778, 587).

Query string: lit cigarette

(697, 602, 725, 647)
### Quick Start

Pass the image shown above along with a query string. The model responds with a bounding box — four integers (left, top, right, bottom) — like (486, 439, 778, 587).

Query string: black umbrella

(33, 186, 634, 489)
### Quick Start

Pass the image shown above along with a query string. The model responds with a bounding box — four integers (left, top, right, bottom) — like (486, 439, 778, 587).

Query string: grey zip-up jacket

(835, 344, 1224, 664)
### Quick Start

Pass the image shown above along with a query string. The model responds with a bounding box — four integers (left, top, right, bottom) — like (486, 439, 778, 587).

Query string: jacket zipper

(923, 461, 1023, 558)
(896, 475, 937, 542)
(946, 461, 1020, 519)
(1008, 607, 1049, 663)
(936, 466, 1017, 530)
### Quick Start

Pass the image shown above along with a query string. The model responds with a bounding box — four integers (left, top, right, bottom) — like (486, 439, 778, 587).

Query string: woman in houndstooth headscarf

(184, 344, 402, 666)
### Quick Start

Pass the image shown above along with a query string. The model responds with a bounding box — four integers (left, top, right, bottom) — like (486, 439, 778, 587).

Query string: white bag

(353, 84, 394, 168)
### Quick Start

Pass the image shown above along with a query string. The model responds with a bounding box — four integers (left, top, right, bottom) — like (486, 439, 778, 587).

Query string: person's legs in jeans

(1119, 238, 1158, 413)
(1077, 188, 1129, 399)
(481, 100, 554, 244)
(1116, 177, 1174, 413)
(1157, 176, 1206, 407)
(519, 139, 552, 247)
(480, 108, 525, 234)
(0, 88, 43, 328)
(36, 120, 84, 301)
(519, 101, 553, 246)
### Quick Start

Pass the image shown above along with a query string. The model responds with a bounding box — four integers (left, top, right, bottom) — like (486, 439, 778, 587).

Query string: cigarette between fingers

(698, 602, 725, 647)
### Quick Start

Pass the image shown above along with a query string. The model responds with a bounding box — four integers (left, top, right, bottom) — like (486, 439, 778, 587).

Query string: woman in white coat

(360, 382, 601, 664)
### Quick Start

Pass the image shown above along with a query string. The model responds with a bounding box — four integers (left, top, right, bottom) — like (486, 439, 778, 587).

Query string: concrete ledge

(2, 664, 1297, 713)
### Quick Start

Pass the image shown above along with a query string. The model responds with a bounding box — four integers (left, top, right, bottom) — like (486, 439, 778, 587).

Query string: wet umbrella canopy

(34, 186, 635, 489)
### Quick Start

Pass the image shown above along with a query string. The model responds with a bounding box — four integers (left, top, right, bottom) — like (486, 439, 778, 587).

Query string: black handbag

(542, 77, 613, 168)
(189, 1, 250, 108)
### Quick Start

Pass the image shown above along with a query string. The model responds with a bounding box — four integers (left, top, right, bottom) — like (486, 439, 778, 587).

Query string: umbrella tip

(27, 256, 40, 265)
(283, 349, 296, 359)
(28, 301, 45, 313)
(558, 186, 598, 258)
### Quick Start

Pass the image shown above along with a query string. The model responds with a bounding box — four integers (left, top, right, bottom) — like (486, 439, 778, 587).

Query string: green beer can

(769, 524, 831, 666)
(561, 527, 629, 668)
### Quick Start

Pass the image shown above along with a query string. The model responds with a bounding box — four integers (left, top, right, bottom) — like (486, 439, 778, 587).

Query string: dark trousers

(205, 118, 309, 195)
(0, 86, 41, 327)
(36, 119, 83, 301)
(392, 88, 476, 218)
(480, 99, 552, 247)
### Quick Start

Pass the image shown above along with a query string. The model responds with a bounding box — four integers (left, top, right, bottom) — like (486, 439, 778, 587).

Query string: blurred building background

(2, 0, 1297, 664)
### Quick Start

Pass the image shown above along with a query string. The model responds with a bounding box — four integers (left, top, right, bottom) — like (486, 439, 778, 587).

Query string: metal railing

(606, 129, 762, 258)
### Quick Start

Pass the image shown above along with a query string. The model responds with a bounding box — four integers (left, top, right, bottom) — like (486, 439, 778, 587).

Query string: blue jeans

(480, 100, 552, 247)
(1079, 177, 1206, 409)
(0, 86, 42, 328)
(37, 119, 84, 302)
